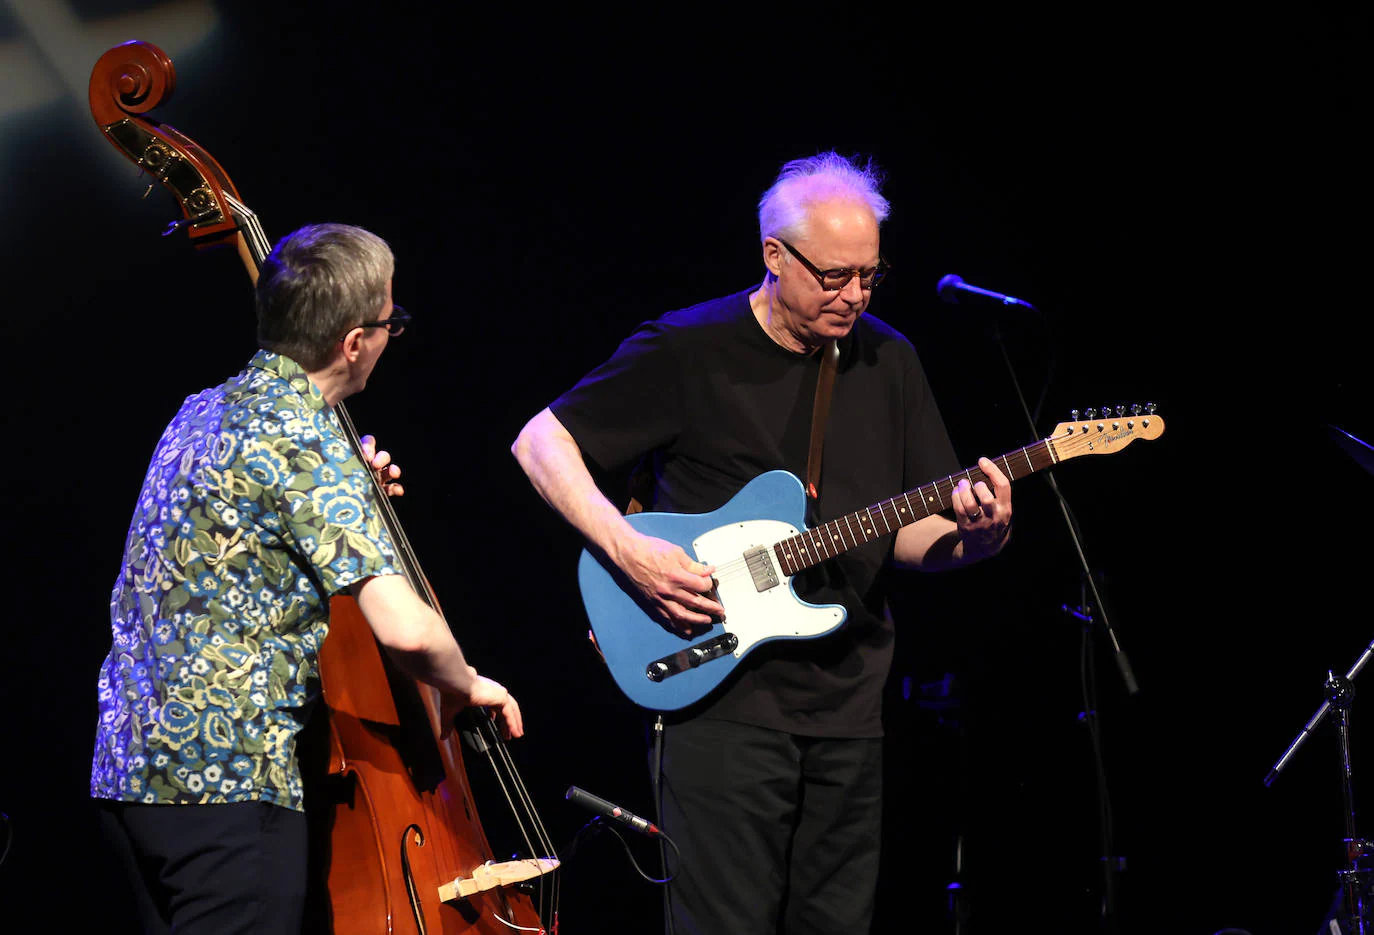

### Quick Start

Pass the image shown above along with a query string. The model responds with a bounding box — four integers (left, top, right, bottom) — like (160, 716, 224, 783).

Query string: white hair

(757, 151, 890, 244)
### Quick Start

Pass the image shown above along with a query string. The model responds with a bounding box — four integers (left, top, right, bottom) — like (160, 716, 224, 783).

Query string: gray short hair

(255, 223, 395, 371)
(758, 151, 890, 244)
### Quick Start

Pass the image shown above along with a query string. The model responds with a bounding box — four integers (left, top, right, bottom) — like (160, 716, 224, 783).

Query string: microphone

(937, 274, 1038, 311)
(566, 786, 661, 836)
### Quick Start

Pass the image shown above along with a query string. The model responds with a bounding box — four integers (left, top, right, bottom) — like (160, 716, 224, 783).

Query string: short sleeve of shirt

(278, 427, 401, 596)
(550, 317, 688, 474)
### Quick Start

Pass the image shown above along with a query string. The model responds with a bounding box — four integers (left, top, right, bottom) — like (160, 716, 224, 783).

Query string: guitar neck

(772, 436, 1060, 576)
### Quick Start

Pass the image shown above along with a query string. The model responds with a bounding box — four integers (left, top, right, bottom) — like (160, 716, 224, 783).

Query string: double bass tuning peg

(163, 218, 194, 237)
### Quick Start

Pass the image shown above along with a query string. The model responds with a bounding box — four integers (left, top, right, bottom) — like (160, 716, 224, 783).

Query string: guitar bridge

(646, 633, 740, 682)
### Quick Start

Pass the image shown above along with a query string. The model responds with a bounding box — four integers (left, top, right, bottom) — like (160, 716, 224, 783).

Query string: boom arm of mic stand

(1265, 640, 1374, 786)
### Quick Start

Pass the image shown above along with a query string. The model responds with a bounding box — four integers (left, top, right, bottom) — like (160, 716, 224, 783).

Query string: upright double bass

(89, 40, 559, 934)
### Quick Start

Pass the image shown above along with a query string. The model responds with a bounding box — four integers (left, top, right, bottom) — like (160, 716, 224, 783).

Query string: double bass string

(469, 712, 561, 929)
(225, 196, 271, 266)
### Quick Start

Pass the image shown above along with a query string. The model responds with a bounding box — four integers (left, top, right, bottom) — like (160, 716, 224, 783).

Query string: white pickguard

(692, 518, 844, 656)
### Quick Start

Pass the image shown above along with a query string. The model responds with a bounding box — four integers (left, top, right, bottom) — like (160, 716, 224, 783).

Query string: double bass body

(306, 596, 543, 934)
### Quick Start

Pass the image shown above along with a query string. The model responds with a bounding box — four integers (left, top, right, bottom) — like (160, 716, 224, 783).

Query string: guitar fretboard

(772, 437, 1060, 576)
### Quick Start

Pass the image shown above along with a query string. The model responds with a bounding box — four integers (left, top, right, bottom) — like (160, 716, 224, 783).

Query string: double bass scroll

(89, 39, 560, 935)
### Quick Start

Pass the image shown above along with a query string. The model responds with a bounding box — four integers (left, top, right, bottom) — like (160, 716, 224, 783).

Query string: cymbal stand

(1265, 640, 1374, 933)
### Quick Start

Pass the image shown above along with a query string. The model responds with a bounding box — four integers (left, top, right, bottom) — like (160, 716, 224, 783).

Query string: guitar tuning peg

(1144, 402, 1157, 414)
(1101, 406, 1113, 421)
(1115, 405, 1126, 418)
(1131, 403, 1142, 416)
(1071, 409, 1081, 422)
(1085, 408, 1097, 420)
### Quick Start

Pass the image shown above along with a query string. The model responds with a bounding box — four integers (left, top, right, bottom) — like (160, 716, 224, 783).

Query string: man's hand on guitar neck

(952, 456, 1013, 561)
(610, 532, 722, 636)
(899, 456, 1013, 570)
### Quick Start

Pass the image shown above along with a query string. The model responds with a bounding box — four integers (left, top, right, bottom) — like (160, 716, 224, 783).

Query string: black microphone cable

(563, 785, 681, 886)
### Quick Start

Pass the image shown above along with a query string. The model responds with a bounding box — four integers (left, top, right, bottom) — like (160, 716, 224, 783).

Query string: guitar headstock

(1049, 404, 1164, 460)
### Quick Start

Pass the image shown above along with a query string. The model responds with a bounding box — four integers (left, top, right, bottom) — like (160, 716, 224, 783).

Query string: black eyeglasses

(356, 305, 410, 336)
(778, 239, 889, 291)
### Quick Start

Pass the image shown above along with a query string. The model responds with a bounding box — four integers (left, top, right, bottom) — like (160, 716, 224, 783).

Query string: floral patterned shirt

(91, 350, 401, 811)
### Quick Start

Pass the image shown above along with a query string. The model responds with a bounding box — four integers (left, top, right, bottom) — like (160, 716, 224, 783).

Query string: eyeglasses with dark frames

(355, 305, 410, 337)
(777, 239, 890, 291)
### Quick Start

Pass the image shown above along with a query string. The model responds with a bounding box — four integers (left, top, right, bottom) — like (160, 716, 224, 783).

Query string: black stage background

(1, 4, 1368, 933)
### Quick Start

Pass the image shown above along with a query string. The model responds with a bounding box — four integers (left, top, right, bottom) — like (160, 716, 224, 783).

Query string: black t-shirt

(552, 289, 959, 736)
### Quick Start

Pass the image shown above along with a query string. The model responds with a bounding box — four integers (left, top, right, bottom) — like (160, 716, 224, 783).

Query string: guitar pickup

(744, 546, 779, 592)
(646, 633, 740, 682)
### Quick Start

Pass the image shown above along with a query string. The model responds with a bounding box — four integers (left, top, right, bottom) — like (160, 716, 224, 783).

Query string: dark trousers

(96, 799, 307, 934)
(658, 718, 883, 935)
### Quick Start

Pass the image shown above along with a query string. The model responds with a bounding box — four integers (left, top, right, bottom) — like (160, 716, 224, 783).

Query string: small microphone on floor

(566, 786, 660, 836)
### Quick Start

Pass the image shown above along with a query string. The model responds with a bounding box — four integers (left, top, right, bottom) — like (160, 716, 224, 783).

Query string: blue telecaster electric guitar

(576, 407, 1164, 711)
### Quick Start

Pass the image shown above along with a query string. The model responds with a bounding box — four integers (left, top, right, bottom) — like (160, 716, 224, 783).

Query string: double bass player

(90, 223, 522, 934)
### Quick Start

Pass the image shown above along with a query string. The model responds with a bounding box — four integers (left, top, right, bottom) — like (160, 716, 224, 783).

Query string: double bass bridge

(438, 857, 561, 903)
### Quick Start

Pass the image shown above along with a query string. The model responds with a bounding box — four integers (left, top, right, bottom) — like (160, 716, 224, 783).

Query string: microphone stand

(1265, 640, 1374, 933)
(983, 315, 1138, 932)
(987, 319, 1140, 697)
(1062, 586, 1124, 932)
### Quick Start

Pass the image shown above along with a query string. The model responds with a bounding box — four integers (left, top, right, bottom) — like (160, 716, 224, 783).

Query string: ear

(338, 326, 365, 363)
(762, 237, 785, 279)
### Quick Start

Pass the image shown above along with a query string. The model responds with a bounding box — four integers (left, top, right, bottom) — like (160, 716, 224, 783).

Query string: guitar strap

(625, 460, 652, 516)
(806, 339, 840, 501)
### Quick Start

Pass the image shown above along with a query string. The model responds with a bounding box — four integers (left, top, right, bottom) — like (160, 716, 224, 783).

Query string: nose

(838, 272, 866, 304)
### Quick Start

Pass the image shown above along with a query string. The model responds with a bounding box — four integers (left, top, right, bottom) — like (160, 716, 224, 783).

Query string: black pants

(658, 718, 883, 935)
(96, 799, 307, 934)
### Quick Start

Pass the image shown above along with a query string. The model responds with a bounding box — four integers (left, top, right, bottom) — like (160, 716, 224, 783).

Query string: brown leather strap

(806, 340, 840, 500)
(626, 459, 650, 515)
